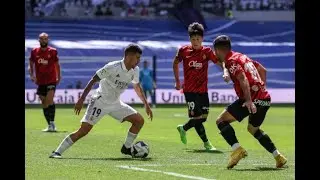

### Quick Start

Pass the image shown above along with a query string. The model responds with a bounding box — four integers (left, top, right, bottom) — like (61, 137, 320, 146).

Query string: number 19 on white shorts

(80, 96, 137, 125)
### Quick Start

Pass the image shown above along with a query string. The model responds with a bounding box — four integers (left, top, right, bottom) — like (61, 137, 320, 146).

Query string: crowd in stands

(25, 0, 295, 18)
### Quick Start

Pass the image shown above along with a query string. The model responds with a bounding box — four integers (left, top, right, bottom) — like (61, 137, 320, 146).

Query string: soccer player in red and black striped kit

(28, 32, 61, 132)
(213, 35, 287, 169)
(173, 22, 230, 150)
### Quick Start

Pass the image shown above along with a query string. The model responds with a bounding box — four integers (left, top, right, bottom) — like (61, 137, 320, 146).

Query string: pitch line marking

(119, 163, 295, 167)
(117, 165, 215, 180)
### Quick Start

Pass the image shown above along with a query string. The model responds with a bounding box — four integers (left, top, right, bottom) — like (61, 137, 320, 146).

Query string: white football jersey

(94, 59, 139, 102)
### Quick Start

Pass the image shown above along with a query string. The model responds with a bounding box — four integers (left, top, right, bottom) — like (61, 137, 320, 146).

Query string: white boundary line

(119, 163, 295, 167)
(117, 165, 215, 180)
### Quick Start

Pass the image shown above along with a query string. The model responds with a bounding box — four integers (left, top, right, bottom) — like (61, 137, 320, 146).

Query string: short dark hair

(124, 44, 142, 56)
(188, 22, 204, 37)
(213, 35, 231, 50)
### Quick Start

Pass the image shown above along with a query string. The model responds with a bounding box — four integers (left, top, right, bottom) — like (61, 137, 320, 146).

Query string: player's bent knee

(216, 118, 223, 125)
(46, 99, 54, 105)
(247, 124, 259, 135)
(134, 115, 144, 128)
(77, 122, 93, 137)
(46, 92, 55, 105)
(216, 110, 236, 124)
(40, 97, 48, 107)
(216, 116, 228, 125)
(124, 113, 144, 128)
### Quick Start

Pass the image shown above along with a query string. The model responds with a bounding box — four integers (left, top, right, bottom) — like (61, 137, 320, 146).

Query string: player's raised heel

(121, 145, 132, 156)
(227, 146, 248, 169)
(49, 151, 62, 158)
(204, 141, 217, 151)
(275, 154, 287, 168)
(177, 125, 187, 144)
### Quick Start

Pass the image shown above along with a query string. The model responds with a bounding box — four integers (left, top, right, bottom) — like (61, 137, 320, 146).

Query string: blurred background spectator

(26, 0, 295, 19)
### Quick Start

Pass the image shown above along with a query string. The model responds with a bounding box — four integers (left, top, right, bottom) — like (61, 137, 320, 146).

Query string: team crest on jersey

(131, 75, 134, 80)
(190, 111, 194, 116)
(202, 54, 206, 60)
(48, 54, 51, 58)
(251, 85, 259, 91)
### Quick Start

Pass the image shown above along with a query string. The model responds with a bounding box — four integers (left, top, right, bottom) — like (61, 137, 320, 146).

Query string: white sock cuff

(231, 143, 240, 151)
(128, 131, 137, 137)
(272, 150, 280, 157)
(66, 135, 74, 145)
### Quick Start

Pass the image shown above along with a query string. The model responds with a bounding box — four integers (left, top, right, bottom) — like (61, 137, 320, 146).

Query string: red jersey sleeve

(252, 60, 261, 68)
(52, 49, 59, 62)
(207, 49, 218, 64)
(228, 59, 244, 77)
(175, 47, 183, 62)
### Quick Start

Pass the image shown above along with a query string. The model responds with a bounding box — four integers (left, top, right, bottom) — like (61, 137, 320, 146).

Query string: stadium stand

(26, 0, 295, 18)
(25, 19, 294, 89)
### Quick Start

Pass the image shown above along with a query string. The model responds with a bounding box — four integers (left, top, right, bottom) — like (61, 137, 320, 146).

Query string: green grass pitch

(26, 106, 294, 180)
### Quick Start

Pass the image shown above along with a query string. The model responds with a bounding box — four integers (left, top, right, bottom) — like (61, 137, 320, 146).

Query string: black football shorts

(184, 92, 209, 118)
(36, 84, 56, 97)
(226, 98, 271, 127)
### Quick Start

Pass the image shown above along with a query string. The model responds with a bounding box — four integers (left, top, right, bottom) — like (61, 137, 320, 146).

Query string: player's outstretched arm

(28, 60, 36, 83)
(173, 58, 181, 90)
(74, 74, 100, 115)
(220, 61, 231, 83)
(55, 61, 61, 84)
(208, 49, 230, 82)
(133, 83, 153, 120)
(236, 72, 257, 114)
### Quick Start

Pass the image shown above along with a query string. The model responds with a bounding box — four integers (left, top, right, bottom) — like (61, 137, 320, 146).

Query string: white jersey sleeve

(131, 66, 140, 84)
(96, 63, 113, 80)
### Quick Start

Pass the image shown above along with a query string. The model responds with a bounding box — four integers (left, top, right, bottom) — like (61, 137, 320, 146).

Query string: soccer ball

(131, 141, 149, 158)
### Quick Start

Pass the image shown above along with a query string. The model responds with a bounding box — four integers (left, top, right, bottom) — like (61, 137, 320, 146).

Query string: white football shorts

(80, 94, 137, 125)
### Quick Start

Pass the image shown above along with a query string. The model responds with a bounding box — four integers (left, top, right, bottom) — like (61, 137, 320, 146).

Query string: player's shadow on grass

(61, 157, 153, 161)
(234, 167, 285, 171)
(185, 149, 224, 154)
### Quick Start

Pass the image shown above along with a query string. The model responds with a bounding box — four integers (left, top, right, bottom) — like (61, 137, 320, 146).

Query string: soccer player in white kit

(49, 44, 153, 158)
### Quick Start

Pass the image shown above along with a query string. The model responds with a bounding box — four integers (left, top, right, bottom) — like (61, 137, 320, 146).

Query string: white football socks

(55, 135, 74, 154)
(231, 143, 240, 151)
(124, 131, 138, 148)
(272, 150, 280, 157)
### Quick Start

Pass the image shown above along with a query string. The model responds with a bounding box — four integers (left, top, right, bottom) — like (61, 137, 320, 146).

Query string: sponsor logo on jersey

(253, 99, 271, 106)
(38, 58, 49, 65)
(202, 54, 206, 60)
(188, 61, 203, 69)
(115, 80, 128, 89)
(228, 63, 239, 74)
(202, 107, 209, 110)
(47, 85, 55, 90)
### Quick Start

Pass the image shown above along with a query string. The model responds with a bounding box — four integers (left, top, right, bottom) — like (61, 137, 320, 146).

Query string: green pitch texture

(26, 106, 294, 180)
